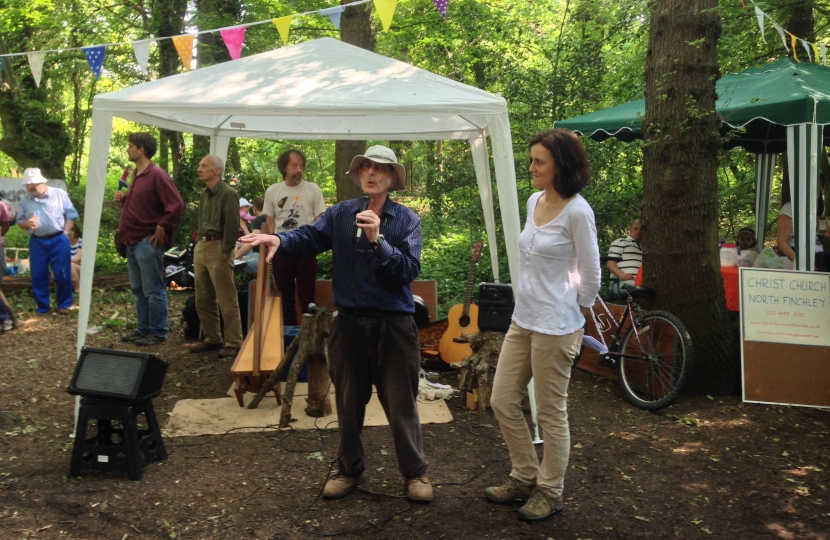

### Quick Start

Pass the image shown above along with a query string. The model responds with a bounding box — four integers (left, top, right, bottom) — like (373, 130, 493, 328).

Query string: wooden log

(451, 330, 504, 410)
(246, 337, 299, 410)
(304, 313, 332, 417)
(279, 311, 331, 427)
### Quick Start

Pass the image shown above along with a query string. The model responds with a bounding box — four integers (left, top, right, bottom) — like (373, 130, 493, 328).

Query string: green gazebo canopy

(555, 58, 830, 154)
(556, 57, 828, 272)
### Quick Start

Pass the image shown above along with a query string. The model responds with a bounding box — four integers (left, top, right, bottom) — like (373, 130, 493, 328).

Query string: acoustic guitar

(439, 242, 483, 364)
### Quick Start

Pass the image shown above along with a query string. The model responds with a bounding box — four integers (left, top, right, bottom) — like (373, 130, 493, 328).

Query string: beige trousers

(490, 322, 583, 498)
(193, 240, 243, 348)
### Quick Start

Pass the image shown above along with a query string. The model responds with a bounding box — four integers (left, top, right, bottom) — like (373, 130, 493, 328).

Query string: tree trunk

(784, 0, 814, 42)
(641, 0, 735, 394)
(151, 0, 187, 184)
(334, 0, 375, 202)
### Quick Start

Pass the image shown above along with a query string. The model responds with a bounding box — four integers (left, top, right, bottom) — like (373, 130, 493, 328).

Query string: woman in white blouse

(485, 129, 601, 522)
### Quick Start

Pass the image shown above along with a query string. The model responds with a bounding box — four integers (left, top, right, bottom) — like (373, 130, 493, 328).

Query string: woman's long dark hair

(529, 129, 590, 198)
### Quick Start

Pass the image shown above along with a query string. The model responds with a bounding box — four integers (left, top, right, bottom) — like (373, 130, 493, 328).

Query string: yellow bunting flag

(272, 16, 293, 45)
(811, 42, 819, 64)
(373, 0, 399, 32)
(172, 34, 195, 70)
(790, 33, 799, 62)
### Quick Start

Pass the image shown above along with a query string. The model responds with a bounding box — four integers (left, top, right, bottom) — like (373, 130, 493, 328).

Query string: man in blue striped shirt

(241, 145, 431, 503)
(17, 168, 78, 314)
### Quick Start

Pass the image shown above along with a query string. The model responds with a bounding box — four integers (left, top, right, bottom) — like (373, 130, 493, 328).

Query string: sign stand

(740, 267, 830, 408)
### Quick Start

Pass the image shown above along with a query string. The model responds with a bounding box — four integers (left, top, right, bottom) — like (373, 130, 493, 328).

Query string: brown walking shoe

(322, 473, 365, 499)
(217, 346, 240, 359)
(517, 489, 564, 522)
(405, 475, 433, 502)
(189, 342, 222, 354)
(484, 476, 535, 504)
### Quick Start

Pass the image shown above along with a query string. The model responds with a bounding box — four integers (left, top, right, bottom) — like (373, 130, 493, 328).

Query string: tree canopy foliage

(0, 0, 825, 319)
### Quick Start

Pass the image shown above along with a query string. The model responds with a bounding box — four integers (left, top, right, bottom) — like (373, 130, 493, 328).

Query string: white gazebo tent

(77, 37, 522, 357)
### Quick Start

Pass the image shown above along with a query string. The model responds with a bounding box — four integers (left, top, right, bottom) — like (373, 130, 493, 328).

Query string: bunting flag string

(272, 16, 293, 46)
(220, 27, 246, 60)
(27, 51, 46, 87)
(0, 0, 451, 80)
(172, 34, 195, 70)
(374, 0, 399, 32)
(82, 46, 106, 79)
(132, 40, 151, 74)
(750, 1, 827, 65)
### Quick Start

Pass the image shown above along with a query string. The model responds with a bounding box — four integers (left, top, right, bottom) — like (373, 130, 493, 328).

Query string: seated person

(607, 219, 642, 287)
(234, 197, 265, 274)
(778, 197, 826, 272)
(239, 198, 256, 235)
(68, 224, 83, 292)
(736, 227, 760, 255)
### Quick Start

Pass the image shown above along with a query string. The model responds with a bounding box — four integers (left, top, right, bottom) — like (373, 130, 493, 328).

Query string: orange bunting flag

(790, 33, 798, 62)
(373, 0, 399, 32)
(172, 34, 195, 70)
(272, 16, 293, 45)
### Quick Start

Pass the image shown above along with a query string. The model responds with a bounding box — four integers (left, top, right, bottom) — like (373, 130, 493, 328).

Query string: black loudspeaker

(477, 283, 515, 333)
(68, 347, 168, 402)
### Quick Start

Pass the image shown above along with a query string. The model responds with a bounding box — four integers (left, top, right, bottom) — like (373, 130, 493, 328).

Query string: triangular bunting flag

(773, 23, 789, 52)
(811, 42, 819, 64)
(320, 6, 345, 29)
(272, 16, 293, 46)
(82, 46, 106, 79)
(822, 44, 827, 66)
(754, 6, 766, 43)
(790, 33, 799, 62)
(220, 27, 246, 60)
(132, 40, 151, 74)
(431, 0, 449, 18)
(172, 34, 195, 70)
(373, 0, 399, 32)
(800, 39, 812, 62)
(27, 51, 46, 87)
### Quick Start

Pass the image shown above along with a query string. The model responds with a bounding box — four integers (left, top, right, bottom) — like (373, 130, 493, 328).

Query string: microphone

(118, 166, 131, 191)
(354, 194, 370, 245)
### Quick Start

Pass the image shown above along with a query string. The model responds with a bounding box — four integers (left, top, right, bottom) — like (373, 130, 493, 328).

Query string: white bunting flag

(754, 6, 766, 43)
(800, 39, 812, 62)
(132, 40, 151, 74)
(773, 22, 789, 52)
(320, 6, 345, 29)
(27, 51, 46, 87)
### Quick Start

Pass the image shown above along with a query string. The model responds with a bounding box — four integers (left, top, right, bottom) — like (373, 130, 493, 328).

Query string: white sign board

(740, 267, 830, 347)
(0, 177, 68, 204)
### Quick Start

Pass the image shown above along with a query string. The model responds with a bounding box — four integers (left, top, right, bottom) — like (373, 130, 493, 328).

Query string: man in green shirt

(190, 155, 243, 359)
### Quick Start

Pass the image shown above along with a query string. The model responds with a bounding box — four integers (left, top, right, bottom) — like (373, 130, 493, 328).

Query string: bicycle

(575, 257, 694, 410)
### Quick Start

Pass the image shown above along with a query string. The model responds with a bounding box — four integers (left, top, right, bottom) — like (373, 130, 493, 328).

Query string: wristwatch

(370, 234, 385, 249)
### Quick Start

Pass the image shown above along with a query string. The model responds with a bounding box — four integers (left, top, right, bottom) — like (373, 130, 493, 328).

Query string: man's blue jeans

(126, 235, 168, 338)
(29, 234, 73, 313)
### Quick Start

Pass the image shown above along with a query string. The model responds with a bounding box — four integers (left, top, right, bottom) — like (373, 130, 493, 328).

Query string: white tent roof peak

(93, 37, 507, 138)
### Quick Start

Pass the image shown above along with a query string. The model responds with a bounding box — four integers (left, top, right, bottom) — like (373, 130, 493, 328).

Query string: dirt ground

(0, 289, 829, 540)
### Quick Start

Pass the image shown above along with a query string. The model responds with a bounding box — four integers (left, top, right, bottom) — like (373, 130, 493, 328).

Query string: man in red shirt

(114, 133, 184, 346)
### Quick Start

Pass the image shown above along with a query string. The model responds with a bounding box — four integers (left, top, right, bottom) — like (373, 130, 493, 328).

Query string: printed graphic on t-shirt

(276, 193, 307, 232)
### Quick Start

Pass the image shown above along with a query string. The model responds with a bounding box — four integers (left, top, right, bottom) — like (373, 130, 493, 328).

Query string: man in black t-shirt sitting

(234, 197, 266, 274)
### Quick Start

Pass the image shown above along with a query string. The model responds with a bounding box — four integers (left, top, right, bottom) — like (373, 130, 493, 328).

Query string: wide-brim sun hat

(239, 197, 251, 208)
(22, 168, 48, 185)
(346, 145, 406, 192)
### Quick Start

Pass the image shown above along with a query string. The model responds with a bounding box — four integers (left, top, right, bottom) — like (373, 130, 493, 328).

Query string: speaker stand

(69, 398, 167, 480)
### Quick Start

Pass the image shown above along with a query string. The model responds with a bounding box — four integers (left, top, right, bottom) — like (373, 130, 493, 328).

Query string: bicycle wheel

(617, 310, 693, 410)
